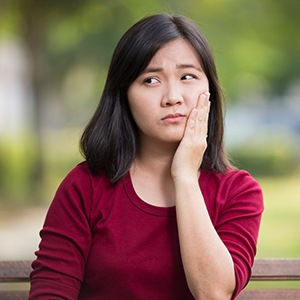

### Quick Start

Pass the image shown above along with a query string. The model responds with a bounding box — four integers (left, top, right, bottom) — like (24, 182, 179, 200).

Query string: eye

(181, 74, 196, 80)
(144, 77, 159, 84)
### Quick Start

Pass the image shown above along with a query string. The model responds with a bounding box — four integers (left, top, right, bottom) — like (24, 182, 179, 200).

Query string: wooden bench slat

(237, 289, 300, 299)
(0, 261, 32, 282)
(0, 291, 29, 300)
(0, 258, 299, 299)
(251, 258, 300, 281)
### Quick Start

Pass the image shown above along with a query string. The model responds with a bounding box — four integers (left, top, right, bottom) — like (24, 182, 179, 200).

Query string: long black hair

(80, 14, 233, 182)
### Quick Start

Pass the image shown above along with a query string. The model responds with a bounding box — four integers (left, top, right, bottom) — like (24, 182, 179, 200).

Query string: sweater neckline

(123, 172, 176, 217)
(122, 171, 208, 217)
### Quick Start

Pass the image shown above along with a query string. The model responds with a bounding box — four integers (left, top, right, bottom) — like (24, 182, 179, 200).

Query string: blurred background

(0, 0, 299, 266)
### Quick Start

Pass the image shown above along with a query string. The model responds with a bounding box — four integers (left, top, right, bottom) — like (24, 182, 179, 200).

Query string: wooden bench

(0, 258, 299, 299)
(237, 258, 300, 299)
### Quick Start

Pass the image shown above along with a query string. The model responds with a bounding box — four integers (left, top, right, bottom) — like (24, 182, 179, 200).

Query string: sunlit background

(0, 0, 299, 263)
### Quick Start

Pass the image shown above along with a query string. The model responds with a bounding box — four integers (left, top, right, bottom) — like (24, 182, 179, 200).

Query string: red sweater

(29, 162, 263, 299)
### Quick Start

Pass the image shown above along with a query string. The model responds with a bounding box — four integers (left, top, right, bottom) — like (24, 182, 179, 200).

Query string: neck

(133, 139, 179, 178)
(130, 139, 179, 207)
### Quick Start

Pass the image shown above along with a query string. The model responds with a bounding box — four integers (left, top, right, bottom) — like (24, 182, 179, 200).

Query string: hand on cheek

(171, 92, 211, 180)
(195, 92, 210, 141)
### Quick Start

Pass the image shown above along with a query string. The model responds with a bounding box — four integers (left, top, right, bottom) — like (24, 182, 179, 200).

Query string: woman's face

(127, 38, 209, 147)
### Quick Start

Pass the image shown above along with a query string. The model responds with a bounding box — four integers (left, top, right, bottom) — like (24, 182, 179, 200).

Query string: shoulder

(49, 162, 116, 227)
(62, 161, 96, 182)
(201, 168, 263, 210)
(202, 168, 261, 192)
(54, 161, 112, 210)
(59, 161, 110, 190)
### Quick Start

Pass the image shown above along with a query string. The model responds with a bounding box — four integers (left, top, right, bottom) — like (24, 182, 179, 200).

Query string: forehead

(148, 38, 202, 67)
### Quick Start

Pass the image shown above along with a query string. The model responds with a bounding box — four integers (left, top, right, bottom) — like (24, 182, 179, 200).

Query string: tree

(0, 0, 299, 202)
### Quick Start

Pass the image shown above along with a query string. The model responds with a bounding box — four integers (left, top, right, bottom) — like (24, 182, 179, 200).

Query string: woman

(29, 14, 263, 300)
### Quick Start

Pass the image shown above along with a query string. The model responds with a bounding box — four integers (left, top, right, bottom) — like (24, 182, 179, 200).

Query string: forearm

(174, 175, 235, 300)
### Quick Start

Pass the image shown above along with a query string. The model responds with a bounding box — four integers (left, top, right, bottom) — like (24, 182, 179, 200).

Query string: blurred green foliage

(230, 140, 299, 177)
(0, 133, 38, 199)
(1, 0, 299, 97)
(0, 130, 81, 205)
(0, 0, 299, 204)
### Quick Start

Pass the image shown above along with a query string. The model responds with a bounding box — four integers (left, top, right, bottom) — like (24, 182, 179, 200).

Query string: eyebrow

(177, 64, 203, 72)
(142, 64, 203, 74)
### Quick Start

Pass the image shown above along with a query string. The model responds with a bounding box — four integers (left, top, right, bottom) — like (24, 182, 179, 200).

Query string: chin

(164, 132, 184, 143)
(151, 128, 185, 144)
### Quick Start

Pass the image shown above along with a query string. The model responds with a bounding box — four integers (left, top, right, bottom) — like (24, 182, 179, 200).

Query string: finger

(191, 94, 209, 141)
(185, 92, 210, 136)
(205, 93, 211, 137)
(196, 93, 206, 111)
(204, 92, 211, 118)
(196, 92, 209, 119)
(185, 108, 206, 142)
(186, 108, 198, 131)
(204, 94, 210, 130)
(196, 93, 210, 119)
(199, 92, 210, 135)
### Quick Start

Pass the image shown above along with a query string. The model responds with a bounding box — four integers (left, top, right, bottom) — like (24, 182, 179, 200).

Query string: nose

(161, 82, 183, 107)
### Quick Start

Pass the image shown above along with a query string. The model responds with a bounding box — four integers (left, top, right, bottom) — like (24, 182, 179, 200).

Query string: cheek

(128, 100, 151, 128)
(186, 83, 209, 105)
(127, 91, 140, 120)
(128, 87, 156, 123)
(130, 105, 143, 122)
(199, 78, 210, 93)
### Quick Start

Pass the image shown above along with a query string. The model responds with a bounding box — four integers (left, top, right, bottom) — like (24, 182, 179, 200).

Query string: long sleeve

(29, 163, 94, 299)
(201, 170, 264, 299)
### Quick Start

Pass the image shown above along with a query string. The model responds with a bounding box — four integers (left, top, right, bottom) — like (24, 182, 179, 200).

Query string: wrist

(172, 172, 200, 185)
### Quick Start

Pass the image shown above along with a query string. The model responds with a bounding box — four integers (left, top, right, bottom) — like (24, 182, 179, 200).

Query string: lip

(162, 113, 186, 123)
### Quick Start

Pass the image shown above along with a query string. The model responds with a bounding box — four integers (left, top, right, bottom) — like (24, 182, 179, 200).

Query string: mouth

(162, 113, 186, 123)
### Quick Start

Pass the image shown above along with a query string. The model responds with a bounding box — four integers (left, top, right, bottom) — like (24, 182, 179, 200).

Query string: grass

(243, 173, 300, 291)
(255, 173, 300, 258)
